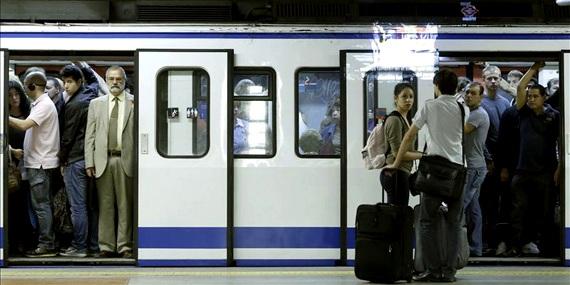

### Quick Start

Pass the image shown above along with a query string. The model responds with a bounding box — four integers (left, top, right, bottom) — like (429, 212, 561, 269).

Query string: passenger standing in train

(387, 69, 468, 282)
(85, 65, 134, 258)
(494, 103, 520, 256)
(507, 70, 523, 95)
(319, 97, 341, 155)
(478, 65, 511, 255)
(461, 82, 490, 257)
(46, 76, 65, 113)
(380, 82, 422, 206)
(545, 77, 559, 98)
(9, 71, 60, 257)
(7, 79, 35, 254)
(505, 61, 560, 257)
(233, 79, 253, 154)
(57, 63, 99, 257)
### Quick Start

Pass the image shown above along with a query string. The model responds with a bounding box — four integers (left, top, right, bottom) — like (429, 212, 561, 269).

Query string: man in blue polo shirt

(505, 61, 560, 257)
(479, 65, 512, 255)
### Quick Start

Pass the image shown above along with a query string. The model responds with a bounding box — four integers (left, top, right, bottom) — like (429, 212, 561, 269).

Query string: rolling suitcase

(354, 189, 414, 283)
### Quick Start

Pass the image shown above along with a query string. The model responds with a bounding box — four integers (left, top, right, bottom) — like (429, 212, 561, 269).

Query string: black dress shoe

(121, 250, 133, 258)
(97, 251, 115, 258)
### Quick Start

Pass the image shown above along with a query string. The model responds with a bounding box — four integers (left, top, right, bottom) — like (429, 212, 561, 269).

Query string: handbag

(8, 154, 21, 194)
(413, 101, 466, 200)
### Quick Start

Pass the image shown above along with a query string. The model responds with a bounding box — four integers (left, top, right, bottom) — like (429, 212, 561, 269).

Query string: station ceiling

(1, 0, 569, 24)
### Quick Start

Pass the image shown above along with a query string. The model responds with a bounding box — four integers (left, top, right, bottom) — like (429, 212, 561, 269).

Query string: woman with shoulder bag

(380, 83, 423, 206)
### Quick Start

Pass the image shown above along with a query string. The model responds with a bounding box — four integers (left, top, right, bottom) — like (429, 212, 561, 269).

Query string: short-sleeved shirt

(23, 93, 60, 169)
(481, 94, 511, 157)
(516, 104, 559, 173)
(465, 107, 490, 168)
(413, 94, 469, 165)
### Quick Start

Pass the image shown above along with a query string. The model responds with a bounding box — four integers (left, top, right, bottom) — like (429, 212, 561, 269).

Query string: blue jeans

(462, 167, 487, 256)
(28, 167, 56, 250)
(64, 160, 89, 251)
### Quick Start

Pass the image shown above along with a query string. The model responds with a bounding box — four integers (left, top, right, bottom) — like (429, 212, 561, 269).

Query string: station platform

(1, 266, 569, 285)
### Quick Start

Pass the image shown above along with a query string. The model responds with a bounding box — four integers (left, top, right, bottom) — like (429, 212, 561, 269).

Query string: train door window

(233, 68, 276, 157)
(156, 68, 209, 157)
(363, 70, 418, 145)
(295, 68, 341, 157)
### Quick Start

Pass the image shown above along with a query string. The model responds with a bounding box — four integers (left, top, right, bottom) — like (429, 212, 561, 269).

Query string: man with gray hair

(9, 70, 60, 257)
(85, 65, 134, 258)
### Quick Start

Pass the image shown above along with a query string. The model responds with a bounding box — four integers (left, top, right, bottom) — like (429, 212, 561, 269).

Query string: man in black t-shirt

(505, 61, 560, 257)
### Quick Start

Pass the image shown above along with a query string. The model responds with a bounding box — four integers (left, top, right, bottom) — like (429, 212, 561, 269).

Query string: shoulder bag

(412, 102, 467, 200)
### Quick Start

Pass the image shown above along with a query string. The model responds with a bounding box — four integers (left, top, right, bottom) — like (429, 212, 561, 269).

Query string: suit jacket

(85, 93, 134, 178)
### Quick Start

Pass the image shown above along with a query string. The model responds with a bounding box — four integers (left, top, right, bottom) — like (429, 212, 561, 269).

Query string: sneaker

(522, 242, 540, 255)
(495, 241, 507, 256)
(25, 247, 57, 258)
(59, 246, 87, 257)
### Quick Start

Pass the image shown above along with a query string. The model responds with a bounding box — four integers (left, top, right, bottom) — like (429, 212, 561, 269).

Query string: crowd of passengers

(459, 62, 560, 258)
(7, 62, 134, 258)
(380, 61, 560, 263)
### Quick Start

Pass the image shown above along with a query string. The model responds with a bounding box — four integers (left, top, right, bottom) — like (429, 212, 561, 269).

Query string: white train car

(0, 23, 569, 267)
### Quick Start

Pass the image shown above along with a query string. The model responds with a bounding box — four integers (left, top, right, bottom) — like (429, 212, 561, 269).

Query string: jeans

(462, 167, 487, 256)
(419, 192, 463, 277)
(379, 169, 410, 206)
(28, 167, 56, 250)
(64, 160, 89, 251)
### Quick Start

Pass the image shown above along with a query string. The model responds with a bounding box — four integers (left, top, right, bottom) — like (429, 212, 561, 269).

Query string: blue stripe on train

(138, 227, 227, 248)
(235, 227, 340, 248)
(1, 32, 569, 40)
(139, 227, 340, 248)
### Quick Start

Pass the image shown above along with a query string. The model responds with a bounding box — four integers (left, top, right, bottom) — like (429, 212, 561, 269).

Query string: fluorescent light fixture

(556, 0, 570, 6)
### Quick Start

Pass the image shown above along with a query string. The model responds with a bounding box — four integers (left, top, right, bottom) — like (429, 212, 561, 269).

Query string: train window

(296, 68, 341, 157)
(156, 69, 209, 157)
(233, 68, 276, 157)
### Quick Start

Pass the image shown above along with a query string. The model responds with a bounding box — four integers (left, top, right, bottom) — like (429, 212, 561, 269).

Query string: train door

(558, 50, 570, 266)
(136, 50, 233, 266)
(341, 50, 436, 264)
(0, 49, 6, 266)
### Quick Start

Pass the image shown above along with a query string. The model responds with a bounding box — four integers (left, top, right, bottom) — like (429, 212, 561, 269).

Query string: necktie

(108, 96, 119, 150)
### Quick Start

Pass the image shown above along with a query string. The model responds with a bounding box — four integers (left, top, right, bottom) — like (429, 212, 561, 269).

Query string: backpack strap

(458, 102, 465, 165)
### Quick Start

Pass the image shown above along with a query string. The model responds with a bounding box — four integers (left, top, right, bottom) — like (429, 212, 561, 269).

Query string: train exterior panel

(0, 24, 569, 267)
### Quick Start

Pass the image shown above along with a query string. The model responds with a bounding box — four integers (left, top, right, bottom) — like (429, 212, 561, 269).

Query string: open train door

(137, 50, 233, 266)
(341, 48, 436, 264)
(0, 49, 6, 266)
(558, 50, 570, 266)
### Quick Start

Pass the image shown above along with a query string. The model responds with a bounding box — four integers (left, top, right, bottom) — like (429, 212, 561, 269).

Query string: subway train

(0, 23, 569, 267)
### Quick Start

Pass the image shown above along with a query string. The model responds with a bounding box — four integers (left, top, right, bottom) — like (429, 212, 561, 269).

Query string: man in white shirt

(388, 69, 468, 282)
(9, 71, 60, 257)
